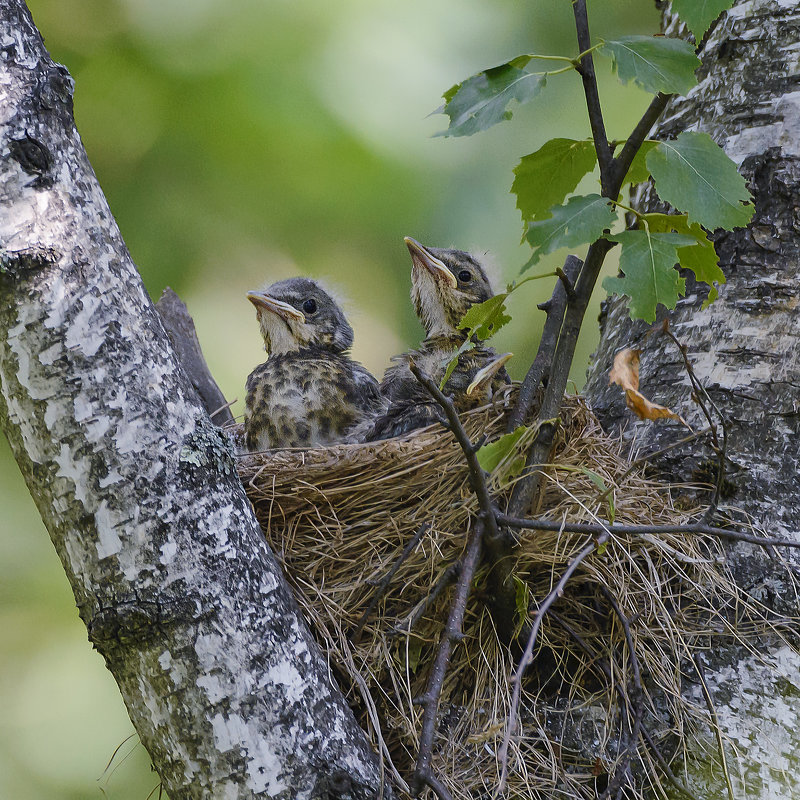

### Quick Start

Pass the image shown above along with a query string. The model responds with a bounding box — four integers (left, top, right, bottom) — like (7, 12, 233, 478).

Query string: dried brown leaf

(609, 348, 690, 427)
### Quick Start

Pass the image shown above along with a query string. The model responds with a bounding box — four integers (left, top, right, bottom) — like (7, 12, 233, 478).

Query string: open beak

(404, 236, 458, 289)
(466, 352, 513, 396)
(246, 291, 305, 321)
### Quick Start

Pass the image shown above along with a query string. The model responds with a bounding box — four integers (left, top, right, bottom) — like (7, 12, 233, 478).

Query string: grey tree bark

(0, 2, 391, 798)
(584, 1, 800, 796)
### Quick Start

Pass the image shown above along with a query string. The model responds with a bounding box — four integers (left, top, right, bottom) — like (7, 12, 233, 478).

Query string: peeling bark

(584, 1, 800, 796)
(0, 3, 390, 798)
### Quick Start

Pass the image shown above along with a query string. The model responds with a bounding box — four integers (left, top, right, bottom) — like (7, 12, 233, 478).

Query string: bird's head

(247, 277, 354, 355)
(405, 237, 495, 336)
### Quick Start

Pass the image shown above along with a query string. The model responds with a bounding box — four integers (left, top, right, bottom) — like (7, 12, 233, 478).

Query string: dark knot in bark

(9, 134, 53, 186)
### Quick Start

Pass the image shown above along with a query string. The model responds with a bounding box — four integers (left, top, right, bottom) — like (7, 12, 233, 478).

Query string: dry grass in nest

(235, 387, 768, 799)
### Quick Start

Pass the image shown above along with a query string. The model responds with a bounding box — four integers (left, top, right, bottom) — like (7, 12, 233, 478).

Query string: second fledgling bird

(244, 278, 382, 452)
(365, 237, 511, 440)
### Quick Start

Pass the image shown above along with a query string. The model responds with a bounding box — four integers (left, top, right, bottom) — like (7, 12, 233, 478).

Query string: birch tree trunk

(584, 1, 800, 796)
(0, 2, 390, 798)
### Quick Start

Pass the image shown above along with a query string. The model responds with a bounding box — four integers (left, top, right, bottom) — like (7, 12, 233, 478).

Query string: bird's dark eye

(458, 269, 472, 283)
(302, 298, 317, 314)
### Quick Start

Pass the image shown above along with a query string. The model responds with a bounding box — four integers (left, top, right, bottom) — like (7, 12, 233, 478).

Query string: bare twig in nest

(407, 361, 500, 541)
(405, 361, 495, 797)
(599, 586, 644, 800)
(353, 523, 431, 640)
(497, 532, 608, 794)
(411, 519, 484, 800)
(693, 654, 736, 800)
(662, 322, 729, 517)
(408, 359, 519, 640)
(392, 559, 461, 636)
(496, 512, 800, 551)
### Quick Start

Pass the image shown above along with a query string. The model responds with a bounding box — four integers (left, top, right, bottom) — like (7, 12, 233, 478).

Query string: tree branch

(506, 255, 583, 433)
(408, 361, 500, 542)
(573, 0, 614, 192)
(155, 287, 235, 426)
(611, 92, 672, 187)
(507, 238, 615, 518)
(496, 513, 800, 550)
(411, 519, 483, 799)
(0, 3, 390, 797)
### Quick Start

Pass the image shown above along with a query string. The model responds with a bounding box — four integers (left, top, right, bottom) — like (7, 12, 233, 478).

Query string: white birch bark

(0, 2, 390, 798)
(584, 1, 800, 796)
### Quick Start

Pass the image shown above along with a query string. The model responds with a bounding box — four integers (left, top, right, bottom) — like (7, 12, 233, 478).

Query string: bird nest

(235, 387, 757, 800)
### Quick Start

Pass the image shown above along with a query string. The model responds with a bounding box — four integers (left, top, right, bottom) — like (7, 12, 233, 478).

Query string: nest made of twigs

(234, 387, 763, 800)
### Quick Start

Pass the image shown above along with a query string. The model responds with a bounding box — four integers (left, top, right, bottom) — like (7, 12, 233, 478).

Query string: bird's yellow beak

(466, 352, 513, 396)
(404, 236, 458, 289)
(246, 291, 305, 321)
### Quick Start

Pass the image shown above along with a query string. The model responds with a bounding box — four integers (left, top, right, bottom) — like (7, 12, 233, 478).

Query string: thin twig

(497, 534, 606, 793)
(496, 512, 800, 550)
(599, 586, 644, 800)
(693, 654, 736, 800)
(612, 92, 672, 186)
(392, 559, 461, 636)
(408, 361, 500, 542)
(352, 522, 431, 640)
(662, 323, 729, 517)
(410, 359, 521, 641)
(572, 0, 614, 191)
(556, 265, 577, 299)
(411, 519, 483, 799)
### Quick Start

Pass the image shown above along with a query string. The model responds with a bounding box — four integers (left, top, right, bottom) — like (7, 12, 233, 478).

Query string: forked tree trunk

(584, 1, 800, 795)
(0, 2, 390, 798)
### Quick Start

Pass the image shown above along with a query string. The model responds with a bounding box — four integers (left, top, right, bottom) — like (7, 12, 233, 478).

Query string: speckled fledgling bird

(365, 237, 511, 440)
(243, 278, 382, 452)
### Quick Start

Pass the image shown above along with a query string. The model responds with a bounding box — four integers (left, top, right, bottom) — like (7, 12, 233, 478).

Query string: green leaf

(644, 213, 725, 292)
(524, 194, 617, 268)
(477, 426, 529, 474)
(439, 340, 475, 390)
(671, 0, 734, 41)
(647, 131, 754, 230)
(603, 229, 695, 322)
(512, 139, 597, 223)
(437, 58, 546, 137)
(458, 293, 511, 340)
(601, 36, 700, 96)
(621, 140, 658, 186)
(442, 294, 511, 389)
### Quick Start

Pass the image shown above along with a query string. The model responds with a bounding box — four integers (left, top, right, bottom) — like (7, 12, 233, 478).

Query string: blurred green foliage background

(1, 0, 659, 796)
